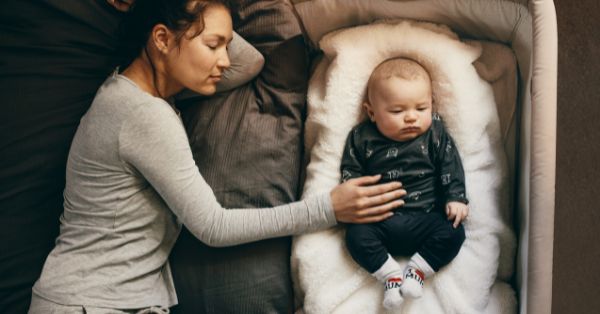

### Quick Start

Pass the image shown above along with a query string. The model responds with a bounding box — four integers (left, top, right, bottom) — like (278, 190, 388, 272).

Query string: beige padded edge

(291, 1, 557, 312)
(527, 1, 557, 313)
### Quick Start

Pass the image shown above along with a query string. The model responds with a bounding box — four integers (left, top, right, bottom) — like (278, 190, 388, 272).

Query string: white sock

(373, 255, 405, 310)
(400, 253, 435, 299)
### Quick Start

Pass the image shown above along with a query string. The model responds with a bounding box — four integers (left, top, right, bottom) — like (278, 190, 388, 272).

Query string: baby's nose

(404, 112, 417, 121)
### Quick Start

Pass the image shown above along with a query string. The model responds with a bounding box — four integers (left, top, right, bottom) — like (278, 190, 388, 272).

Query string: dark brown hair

(117, 0, 235, 68)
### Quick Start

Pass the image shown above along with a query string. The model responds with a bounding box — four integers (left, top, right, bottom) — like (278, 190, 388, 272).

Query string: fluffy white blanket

(291, 20, 517, 314)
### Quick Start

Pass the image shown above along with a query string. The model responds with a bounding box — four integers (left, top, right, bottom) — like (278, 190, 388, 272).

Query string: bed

(0, 0, 556, 313)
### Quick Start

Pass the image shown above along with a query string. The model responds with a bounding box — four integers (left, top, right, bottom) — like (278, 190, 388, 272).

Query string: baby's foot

(400, 267, 425, 299)
(383, 277, 404, 310)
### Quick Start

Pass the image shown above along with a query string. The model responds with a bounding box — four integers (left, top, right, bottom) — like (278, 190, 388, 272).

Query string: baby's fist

(446, 201, 469, 228)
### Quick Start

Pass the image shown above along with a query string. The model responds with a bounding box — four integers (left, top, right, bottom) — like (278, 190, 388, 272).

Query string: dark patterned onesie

(342, 113, 468, 272)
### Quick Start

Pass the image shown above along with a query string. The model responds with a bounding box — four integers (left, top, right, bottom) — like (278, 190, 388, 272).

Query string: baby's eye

(417, 107, 428, 111)
(390, 110, 403, 114)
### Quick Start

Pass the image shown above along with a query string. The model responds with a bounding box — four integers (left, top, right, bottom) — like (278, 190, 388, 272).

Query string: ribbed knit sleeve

(119, 100, 336, 247)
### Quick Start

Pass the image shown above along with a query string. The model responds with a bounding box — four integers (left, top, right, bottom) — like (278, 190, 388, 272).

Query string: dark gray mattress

(0, 1, 122, 312)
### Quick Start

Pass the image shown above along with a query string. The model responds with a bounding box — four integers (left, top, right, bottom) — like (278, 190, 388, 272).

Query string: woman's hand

(106, 0, 135, 12)
(331, 175, 405, 223)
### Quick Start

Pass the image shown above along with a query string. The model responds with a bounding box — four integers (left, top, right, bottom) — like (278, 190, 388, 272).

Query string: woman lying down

(28, 0, 406, 313)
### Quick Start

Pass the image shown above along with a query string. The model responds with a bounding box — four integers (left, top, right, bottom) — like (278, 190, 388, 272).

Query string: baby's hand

(445, 201, 469, 228)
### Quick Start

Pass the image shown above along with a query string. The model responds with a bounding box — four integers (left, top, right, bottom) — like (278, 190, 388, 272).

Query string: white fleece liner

(291, 20, 517, 314)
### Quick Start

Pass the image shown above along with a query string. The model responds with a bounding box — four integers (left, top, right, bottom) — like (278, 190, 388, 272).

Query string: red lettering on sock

(388, 277, 403, 283)
(415, 269, 425, 280)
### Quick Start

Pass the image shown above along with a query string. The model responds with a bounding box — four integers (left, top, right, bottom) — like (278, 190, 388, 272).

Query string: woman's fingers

(355, 200, 404, 218)
(360, 188, 405, 209)
(349, 174, 382, 186)
(353, 212, 395, 224)
(330, 176, 406, 224)
(359, 180, 403, 197)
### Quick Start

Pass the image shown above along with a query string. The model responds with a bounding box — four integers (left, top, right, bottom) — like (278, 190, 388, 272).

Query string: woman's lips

(209, 75, 221, 82)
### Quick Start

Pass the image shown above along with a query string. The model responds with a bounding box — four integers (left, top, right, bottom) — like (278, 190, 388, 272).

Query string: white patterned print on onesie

(445, 142, 452, 153)
(386, 147, 399, 158)
(387, 169, 402, 180)
(407, 191, 422, 201)
(342, 170, 353, 182)
(441, 173, 451, 185)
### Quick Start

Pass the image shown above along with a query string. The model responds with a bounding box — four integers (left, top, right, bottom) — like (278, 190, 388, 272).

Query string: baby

(341, 58, 469, 310)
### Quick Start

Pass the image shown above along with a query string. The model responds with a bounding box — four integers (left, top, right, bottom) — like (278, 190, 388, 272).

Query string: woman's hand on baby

(446, 201, 469, 228)
(330, 175, 405, 223)
(106, 0, 135, 12)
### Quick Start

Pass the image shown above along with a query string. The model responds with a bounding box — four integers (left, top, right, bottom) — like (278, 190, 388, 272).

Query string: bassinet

(289, 0, 557, 313)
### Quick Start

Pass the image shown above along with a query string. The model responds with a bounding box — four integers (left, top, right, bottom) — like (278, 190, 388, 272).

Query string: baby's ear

(362, 102, 376, 122)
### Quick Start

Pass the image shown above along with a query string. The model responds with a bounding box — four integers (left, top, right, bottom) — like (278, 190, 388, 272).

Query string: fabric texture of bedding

(0, 1, 123, 312)
(170, 0, 311, 313)
(291, 20, 517, 314)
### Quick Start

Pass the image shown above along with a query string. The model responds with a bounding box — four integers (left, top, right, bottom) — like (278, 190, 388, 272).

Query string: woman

(29, 0, 406, 312)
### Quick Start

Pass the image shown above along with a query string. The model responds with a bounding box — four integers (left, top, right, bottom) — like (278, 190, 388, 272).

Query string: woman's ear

(150, 24, 173, 54)
(362, 101, 376, 122)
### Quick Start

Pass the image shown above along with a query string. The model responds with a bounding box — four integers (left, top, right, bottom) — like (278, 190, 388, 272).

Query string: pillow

(292, 19, 517, 313)
(169, 0, 310, 313)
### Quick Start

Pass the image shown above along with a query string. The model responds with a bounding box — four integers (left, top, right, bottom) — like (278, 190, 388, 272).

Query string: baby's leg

(346, 222, 404, 310)
(392, 212, 466, 298)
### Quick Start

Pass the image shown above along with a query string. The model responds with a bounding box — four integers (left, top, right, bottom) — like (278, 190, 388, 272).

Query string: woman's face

(165, 5, 233, 95)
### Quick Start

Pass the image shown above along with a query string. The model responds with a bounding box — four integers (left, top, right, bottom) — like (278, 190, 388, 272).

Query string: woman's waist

(33, 243, 178, 308)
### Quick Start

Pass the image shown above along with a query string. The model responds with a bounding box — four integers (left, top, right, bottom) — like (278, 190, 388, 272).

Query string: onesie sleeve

(433, 118, 469, 205)
(119, 102, 337, 247)
(340, 127, 365, 182)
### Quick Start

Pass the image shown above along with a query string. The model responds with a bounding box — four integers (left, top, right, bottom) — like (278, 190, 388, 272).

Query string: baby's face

(367, 76, 433, 142)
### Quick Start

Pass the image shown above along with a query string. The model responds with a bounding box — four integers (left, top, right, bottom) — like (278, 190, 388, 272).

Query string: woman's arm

(119, 102, 403, 247)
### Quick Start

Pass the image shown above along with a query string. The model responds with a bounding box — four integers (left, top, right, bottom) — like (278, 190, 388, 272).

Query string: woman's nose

(217, 49, 231, 69)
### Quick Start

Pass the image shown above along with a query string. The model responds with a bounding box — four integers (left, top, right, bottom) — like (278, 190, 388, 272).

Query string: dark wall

(553, 0, 600, 313)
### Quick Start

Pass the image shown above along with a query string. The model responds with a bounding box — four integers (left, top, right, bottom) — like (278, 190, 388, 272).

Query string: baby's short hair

(367, 57, 430, 95)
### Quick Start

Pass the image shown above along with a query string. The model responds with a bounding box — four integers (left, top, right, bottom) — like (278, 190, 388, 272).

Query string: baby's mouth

(402, 126, 420, 132)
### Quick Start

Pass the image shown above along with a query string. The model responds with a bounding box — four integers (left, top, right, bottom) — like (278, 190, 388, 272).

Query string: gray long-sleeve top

(32, 73, 336, 309)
